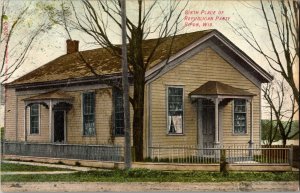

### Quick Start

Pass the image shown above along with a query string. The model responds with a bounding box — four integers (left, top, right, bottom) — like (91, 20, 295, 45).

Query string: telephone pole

(121, 0, 131, 169)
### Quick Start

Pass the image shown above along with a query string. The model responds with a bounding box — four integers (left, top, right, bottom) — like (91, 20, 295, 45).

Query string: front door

(202, 102, 215, 148)
(54, 110, 65, 143)
(200, 100, 215, 155)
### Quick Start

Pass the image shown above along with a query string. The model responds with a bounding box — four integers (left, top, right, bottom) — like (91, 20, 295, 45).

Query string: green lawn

(1, 168, 298, 182)
(0, 163, 73, 172)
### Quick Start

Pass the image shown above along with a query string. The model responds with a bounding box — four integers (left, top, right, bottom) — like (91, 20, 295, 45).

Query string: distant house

(4, 30, 272, 158)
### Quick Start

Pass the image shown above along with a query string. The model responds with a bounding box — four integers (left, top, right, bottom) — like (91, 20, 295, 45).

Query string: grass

(0, 163, 73, 172)
(1, 168, 298, 182)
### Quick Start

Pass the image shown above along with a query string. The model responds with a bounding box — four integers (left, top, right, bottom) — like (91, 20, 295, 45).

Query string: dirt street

(1, 181, 299, 192)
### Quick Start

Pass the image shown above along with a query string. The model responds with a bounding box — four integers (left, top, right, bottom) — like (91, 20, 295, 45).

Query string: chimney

(66, 39, 79, 54)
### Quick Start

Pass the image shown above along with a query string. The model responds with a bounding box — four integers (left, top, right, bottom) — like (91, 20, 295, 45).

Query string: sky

(6, 1, 275, 77)
(2, 0, 299, 120)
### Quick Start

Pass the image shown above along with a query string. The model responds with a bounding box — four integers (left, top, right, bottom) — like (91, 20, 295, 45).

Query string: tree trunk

(132, 70, 145, 161)
(282, 138, 287, 147)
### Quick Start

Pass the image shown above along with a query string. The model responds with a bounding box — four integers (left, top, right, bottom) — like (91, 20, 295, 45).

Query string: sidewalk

(1, 160, 106, 172)
(1, 181, 299, 192)
(1, 171, 77, 175)
(1, 160, 299, 192)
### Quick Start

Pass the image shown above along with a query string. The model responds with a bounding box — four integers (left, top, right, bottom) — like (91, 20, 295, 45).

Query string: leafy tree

(263, 79, 298, 146)
(261, 119, 280, 145)
(290, 120, 299, 139)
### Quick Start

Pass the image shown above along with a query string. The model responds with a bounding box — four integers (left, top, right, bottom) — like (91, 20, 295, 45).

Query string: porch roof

(23, 90, 73, 101)
(189, 81, 255, 98)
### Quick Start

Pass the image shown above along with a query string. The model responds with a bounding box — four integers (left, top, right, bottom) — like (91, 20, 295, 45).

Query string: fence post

(248, 141, 253, 157)
(1, 141, 4, 156)
(289, 145, 293, 166)
(220, 148, 228, 176)
(131, 146, 136, 162)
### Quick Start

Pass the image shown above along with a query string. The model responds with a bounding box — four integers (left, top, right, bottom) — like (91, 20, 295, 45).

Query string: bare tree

(262, 79, 299, 146)
(67, 0, 188, 161)
(0, 0, 59, 83)
(229, 0, 299, 105)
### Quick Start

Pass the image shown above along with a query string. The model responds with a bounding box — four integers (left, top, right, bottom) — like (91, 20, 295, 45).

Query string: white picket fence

(148, 145, 292, 165)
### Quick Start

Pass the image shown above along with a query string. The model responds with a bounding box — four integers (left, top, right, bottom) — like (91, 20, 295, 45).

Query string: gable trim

(145, 30, 272, 85)
(146, 39, 261, 88)
(215, 31, 272, 82)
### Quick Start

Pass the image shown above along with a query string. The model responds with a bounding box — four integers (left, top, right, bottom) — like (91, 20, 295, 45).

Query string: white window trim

(29, 104, 41, 135)
(232, 99, 248, 135)
(81, 91, 96, 137)
(166, 85, 185, 135)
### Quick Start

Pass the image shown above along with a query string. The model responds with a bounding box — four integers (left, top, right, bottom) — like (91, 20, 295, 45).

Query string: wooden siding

(5, 47, 262, 150)
(5, 86, 134, 145)
(149, 47, 261, 147)
(4, 88, 17, 141)
(66, 88, 116, 145)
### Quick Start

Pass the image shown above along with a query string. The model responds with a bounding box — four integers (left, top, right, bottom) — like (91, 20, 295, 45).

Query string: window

(30, 104, 39, 134)
(113, 89, 124, 136)
(233, 99, 247, 134)
(167, 87, 183, 134)
(82, 92, 95, 136)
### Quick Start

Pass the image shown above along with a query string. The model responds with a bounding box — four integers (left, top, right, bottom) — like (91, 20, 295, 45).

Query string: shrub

(0, 127, 4, 141)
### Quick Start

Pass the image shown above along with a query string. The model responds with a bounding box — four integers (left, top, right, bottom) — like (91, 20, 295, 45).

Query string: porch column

(250, 99, 254, 147)
(197, 99, 203, 147)
(214, 98, 219, 145)
(24, 105, 27, 142)
(49, 100, 53, 143)
(247, 99, 254, 157)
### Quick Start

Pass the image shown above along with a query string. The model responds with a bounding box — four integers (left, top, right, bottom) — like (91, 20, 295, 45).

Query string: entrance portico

(190, 81, 256, 148)
(23, 90, 73, 143)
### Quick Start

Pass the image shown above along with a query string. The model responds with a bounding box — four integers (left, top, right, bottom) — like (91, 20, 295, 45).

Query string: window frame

(166, 86, 184, 135)
(82, 92, 96, 136)
(113, 89, 125, 137)
(232, 99, 247, 135)
(29, 103, 40, 135)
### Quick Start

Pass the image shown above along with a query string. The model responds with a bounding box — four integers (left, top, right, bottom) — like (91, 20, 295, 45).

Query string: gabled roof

(8, 29, 272, 88)
(189, 81, 255, 97)
(146, 30, 273, 85)
(9, 30, 212, 86)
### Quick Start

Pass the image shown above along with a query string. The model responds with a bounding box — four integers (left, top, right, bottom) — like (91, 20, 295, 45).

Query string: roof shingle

(189, 81, 256, 97)
(10, 30, 213, 85)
